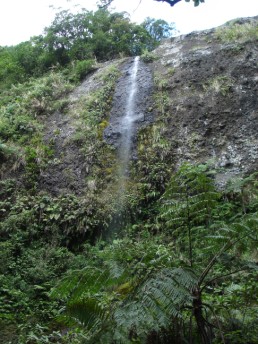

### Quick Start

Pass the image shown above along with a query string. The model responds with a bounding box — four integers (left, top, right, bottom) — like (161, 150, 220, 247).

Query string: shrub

(0, 142, 16, 161)
(70, 59, 96, 82)
(140, 50, 157, 63)
(216, 21, 258, 43)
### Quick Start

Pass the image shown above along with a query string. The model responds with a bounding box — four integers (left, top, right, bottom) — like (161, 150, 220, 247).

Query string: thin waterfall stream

(104, 56, 153, 233)
(118, 56, 140, 189)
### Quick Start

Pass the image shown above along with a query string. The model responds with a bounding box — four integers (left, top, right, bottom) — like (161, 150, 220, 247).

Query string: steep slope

(2, 17, 257, 196)
(0, 16, 258, 344)
(150, 16, 258, 187)
(39, 17, 258, 198)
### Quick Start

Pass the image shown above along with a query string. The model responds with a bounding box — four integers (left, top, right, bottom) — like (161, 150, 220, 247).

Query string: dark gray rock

(104, 57, 154, 152)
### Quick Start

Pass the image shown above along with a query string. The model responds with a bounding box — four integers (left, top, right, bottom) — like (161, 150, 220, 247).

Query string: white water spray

(118, 56, 140, 182)
(103, 55, 153, 235)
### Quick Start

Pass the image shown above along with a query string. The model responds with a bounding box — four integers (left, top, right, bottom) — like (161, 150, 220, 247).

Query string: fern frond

(113, 267, 197, 338)
(67, 297, 107, 329)
(50, 267, 111, 300)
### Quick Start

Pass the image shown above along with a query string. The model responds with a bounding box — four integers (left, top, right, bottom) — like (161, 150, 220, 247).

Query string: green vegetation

(0, 71, 74, 188)
(0, 9, 173, 91)
(140, 50, 158, 63)
(2, 56, 257, 342)
(215, 20, 258, 43)
(141, 17, 175, 50)
(1, 154, 257, 343)
(69, 64, 121, 194)
(203, 75, 233, 96)
(48, 166, 258, 343)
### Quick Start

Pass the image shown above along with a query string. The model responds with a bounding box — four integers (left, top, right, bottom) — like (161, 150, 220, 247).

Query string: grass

(203, 75, 233, 96)
(216, 21, 258, 43)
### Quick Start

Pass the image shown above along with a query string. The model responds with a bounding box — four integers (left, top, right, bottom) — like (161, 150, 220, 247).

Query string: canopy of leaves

(0, 9, 173, 91)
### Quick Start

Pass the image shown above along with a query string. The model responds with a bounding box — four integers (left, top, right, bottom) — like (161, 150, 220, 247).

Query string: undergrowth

(216, 21, 258, 43)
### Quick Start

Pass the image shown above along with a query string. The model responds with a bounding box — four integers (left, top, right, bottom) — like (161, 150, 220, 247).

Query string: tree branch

(198, 242, 230, 287)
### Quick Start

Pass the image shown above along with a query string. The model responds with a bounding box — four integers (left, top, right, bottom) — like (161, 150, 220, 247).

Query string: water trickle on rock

(104, 56, 153, 232)
(118, 56, 140, 183)
(104, 56, 153, 168)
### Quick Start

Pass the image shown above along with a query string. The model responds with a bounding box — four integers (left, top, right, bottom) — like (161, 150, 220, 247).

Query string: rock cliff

(40, 16, 258, 195)
(150, 16, 258, 187)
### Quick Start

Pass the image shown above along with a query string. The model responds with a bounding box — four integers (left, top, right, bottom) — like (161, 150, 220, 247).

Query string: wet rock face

(152, 16, 258, 186)
(39, 59, 153, 195)
(38, 16, 258, 195)
(104, 57, 153, 158)
(39, 62, 117, 195)
(39, 110, 86, 195)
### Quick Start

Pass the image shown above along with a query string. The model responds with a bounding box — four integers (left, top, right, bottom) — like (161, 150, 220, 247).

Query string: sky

(0, 0, 257, 46)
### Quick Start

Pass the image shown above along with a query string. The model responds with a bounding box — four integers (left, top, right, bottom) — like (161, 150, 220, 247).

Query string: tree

(0, 47, 25, 89)
(42, 9, 156, 64)
(0, 6, 175, 91)
(51, 165, 258, 343)
(142, 17, 175, 41)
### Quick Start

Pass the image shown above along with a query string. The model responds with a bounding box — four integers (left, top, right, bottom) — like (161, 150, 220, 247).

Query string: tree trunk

(192, 288, 212, 344)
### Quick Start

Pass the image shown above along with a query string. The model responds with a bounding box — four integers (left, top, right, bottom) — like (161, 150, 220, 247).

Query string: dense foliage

(0, 9, 173, 91)
(1, 160, 257, 343)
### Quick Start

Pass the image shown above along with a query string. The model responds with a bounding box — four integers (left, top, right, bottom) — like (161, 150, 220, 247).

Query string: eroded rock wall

(7, 17, 257, 197)
(151, 16, 258, 186)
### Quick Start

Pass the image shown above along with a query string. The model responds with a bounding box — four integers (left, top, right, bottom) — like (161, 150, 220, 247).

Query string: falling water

(118, 56, 140, 186)
(103, 55, 153, 235)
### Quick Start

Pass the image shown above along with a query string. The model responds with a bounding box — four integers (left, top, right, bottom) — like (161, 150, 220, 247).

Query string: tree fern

(161, 163, 220, 229)
(112, 267, 197, 341)
(50, 165, 258, 343)
(159, 163, 220, 267)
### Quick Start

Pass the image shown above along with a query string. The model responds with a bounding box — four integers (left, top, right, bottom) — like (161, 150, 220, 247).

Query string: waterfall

(103, 55, 153, 236)
(118, 56, 140, 184)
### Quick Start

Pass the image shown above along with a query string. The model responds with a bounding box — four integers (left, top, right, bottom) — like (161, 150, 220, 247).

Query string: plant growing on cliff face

(140, 50, 157, 63)
(152, 73, 171, 119)
(69, 59, 96, 82)
(68, 64, 120, 202)
(216, 21, 258, 43)
(203, 75, 233, 97)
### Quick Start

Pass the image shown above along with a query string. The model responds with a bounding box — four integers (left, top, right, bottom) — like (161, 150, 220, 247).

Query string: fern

(161, 163, 220, 230)
(67, 297, 106, 328)
(113, 267, 197, 340)
(49, 168, 258, 343)
(50, 262, 131, 340)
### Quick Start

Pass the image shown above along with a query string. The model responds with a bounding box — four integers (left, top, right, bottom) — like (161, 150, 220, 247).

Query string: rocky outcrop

(104, 57, 153, 157)
(38, 16, 258, 194)
(151, 16, 258, 186)
(39, 61, 119, 195)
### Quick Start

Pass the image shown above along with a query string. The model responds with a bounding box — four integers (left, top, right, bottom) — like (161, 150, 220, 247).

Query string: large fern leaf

(113, 267, 197, 340)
